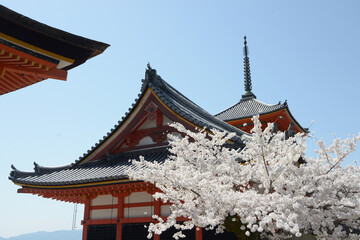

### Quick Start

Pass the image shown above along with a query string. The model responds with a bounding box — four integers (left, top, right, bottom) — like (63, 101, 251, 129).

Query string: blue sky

(1, 0, 359, 238)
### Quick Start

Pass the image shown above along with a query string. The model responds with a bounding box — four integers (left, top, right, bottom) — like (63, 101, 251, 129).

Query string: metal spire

(242, 36, 256, 100)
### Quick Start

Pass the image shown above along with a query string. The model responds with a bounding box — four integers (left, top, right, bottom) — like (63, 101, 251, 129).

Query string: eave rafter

(0, 43, 67, 95)
(18, 182, 156, 204)
(227, 108, 305, 134)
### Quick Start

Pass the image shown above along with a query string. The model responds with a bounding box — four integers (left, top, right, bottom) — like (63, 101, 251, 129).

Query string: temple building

(0, 5, 109, 95)
(9, 37, 306, 240)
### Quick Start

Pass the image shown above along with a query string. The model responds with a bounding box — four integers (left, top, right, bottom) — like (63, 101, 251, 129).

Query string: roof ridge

(72, 71, 153, 165)
(72, 65, 166, 165)
(251, 98, 286, 107)
(9, 66, 252, 187)
(149, 75, 250, 141)
(74, 65, 250, 164)
(215, 98, 285, 117)
(144, 66, 249, 138)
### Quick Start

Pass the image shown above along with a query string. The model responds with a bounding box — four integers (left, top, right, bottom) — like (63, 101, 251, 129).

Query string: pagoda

(0, 5, 109, 95)
(9, 39, 306, 240)
(215, 37, 307, 134)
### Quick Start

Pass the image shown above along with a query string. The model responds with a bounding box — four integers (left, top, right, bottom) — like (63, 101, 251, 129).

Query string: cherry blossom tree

(127, 116, 360, 239)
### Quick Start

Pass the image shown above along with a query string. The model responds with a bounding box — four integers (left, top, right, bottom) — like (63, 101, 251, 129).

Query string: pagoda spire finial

(242, 35, 256, 100)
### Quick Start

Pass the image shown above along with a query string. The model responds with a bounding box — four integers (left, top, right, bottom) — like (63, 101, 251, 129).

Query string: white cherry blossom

(127, 116, 360, 239)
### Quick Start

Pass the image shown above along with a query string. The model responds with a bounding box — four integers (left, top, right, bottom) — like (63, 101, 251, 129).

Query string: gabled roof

(215, 97, 287, 122)
(145, 68, 251, 139)
(73, 66, 249, 165)
(9, 66, 249, 188)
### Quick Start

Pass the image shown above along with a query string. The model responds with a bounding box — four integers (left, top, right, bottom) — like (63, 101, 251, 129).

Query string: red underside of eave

(18, 182, 157, 203)
(227, 109, 304, 134)
(0, 43, 67, 95)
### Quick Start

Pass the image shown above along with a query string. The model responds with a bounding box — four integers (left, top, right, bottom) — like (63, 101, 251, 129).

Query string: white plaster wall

(138, 136, 155, 146)
(169, 132, 182, 139)
(91, 195, 118, 206)
(163, 116, 172, 125)
(138, 115, 172, 130)
(138, 119, 157, 130)
(124, 191, 152, 203)
(161, 205, 171, 217)
(90, 209, 117, 220)
(124, 206, 153, 218)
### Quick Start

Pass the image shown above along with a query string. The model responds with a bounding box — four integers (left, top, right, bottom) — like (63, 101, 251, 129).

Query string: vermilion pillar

(196, 227, 202, 240)
(82, 197, 91, 240)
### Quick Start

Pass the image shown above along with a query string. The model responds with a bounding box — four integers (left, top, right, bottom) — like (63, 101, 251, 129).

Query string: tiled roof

(0, 5, 110, 68)
(9, 67, 249, 187)
(147, 69, 250, 143)
(9, 147, 169, 186)
(70, 67, 249, 165)
(215, 97, 287, 122)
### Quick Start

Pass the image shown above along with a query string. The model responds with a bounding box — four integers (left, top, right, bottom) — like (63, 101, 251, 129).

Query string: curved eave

(10, 146, 170, 189)
(15, 181, 154, 204)
(226, 107, 307, 134)
(151, 88, 245, 143)
(283, 106, 308, 133)
(75, 88, 152, 165)
(221, 104, 288, 123)
(0, 43, 68, 95)
(9, 69, 249, 188)
(150, 86, 249, 142)
(12, 178, 136, 190)
(151, 79, 250, 142)
(77, 86, 247, 165)
(0, 5, 109, 70)
(76, 72, 249, 165)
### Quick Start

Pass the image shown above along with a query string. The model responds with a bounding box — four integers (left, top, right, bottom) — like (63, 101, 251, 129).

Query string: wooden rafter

(0, 43, 68, 95)
(18, 182, 157, 203)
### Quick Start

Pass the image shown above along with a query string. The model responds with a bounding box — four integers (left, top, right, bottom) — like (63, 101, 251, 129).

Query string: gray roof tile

(70, 67, 250, 164)
(215, 97, 287, 122)
(10, 67, 250, 187)
(9, 147, 169, 186)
